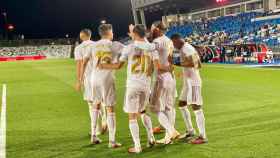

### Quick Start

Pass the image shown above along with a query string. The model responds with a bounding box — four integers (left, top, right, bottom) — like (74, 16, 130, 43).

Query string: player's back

(153, 35, 173, 67)
(91, 39, 116, 83)
(75, 40, 95, 78)
(124, 41, 157, 91)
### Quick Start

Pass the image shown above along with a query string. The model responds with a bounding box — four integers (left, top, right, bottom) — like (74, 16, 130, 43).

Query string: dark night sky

(0, 0, 134, 39)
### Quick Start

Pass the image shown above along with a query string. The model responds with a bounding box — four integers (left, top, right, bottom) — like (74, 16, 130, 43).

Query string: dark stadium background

(0, 0, 223, 39)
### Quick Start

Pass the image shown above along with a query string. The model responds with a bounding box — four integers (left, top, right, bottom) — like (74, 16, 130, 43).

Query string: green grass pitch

(1, 59, 280, 158)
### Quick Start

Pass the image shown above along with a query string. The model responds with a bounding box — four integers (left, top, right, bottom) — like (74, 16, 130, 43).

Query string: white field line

(0, 84, 7, 158)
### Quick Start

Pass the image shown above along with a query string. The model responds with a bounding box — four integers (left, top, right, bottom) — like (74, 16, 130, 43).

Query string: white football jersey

(153, 35, 174, 67)
(88, 39, 123, 84)
(74, 40, 95, 79)
(180, 43, 202, 86)
(120, 41, 159, 91)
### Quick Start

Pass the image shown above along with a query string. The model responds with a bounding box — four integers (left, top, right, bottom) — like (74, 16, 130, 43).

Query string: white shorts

(91, 78, 116, 106)
(150, 73, 176, 112)
(124, 88, 150, 114)
(83, 76, 93, 101)
(179, 79, 203, 106)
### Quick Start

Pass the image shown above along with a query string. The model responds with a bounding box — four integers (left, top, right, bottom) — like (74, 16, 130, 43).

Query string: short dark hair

(80, 29, 92, 37)
(153, 21, 167, 32)
(133, 24, 146, 38)
(98, 24, 113, 37)
(170, 33, 182, 40)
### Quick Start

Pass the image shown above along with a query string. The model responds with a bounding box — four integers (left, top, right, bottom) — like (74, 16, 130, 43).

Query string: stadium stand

(0, 45, 72, 61)
(166, 11, 280, 64)
(0, 38, 74, 61)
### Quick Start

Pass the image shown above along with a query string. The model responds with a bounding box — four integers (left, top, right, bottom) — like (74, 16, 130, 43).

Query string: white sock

(180, 106, 194, 132)
(91, 109, 100, 136)
(129, 120, 141, 148)
(88, 103, 94, 133)
(101, 104, 107, 126)
(171, 108, 176, 126)
(107, 113, 116, 142)
(194, 109, 207, 139)
(157, 112, 175, 136)
(141, 114, 154, 141)
(164, 108, 176, 127)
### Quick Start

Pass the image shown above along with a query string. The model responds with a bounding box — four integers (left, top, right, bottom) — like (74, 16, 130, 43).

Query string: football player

(171, 33, 208, 144)
(150, 22, 179, 144)
(98, 24, 158, 153)
(81, 24, 122, 148)
(74, 29, 106, 137)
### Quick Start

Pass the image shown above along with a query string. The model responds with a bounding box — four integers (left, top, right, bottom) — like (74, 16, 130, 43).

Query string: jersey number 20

(131, 54, 152, 75)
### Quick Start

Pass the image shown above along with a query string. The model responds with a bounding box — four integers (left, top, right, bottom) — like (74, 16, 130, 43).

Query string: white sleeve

(84, 45, 94, 59)
(112, 41, 124, 55)
(119, 45, 130, 62)
(112, 41, 125, 63)
(74, 46, 82, 61)
(181, 44, 196, 57)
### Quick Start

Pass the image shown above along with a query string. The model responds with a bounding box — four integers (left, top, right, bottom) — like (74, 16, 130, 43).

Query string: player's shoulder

(74, 44, 84, 59)
(98, 39, 112, 44)
(75, 43, 82, 50)
(140, 41, 156, 51)
(182, 43, 196, 52)
(80, 40, 95, 49)
(123, 42, 134, 52)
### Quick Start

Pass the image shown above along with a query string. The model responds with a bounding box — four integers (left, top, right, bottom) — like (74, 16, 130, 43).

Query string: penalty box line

(0, 84, 7, 158)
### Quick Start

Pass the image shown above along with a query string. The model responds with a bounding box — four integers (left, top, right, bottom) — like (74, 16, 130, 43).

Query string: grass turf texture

(1, 59, 280, 158)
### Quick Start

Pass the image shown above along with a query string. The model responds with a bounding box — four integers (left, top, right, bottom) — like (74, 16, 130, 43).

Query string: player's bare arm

(80, 57, 90, 83)
(75, 59, 83, 91)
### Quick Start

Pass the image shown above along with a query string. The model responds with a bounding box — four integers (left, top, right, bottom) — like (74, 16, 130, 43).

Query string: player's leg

(154, 78, 177, 135)
(179, 101, 195, 137)
(190, 104, 207, 144)
(91, 103, 102, 144)
(101, 103, 107, 134)
(178, 79, 195, 139)
(90, 83, 104, 144)
(140, 111, 155, 147)
(106, 106, 121, 148)
(128, 113, 142, 153)
(156, 99, 179, 144)
(164, 79, 177, 128)
(104, 83, 121, 148)
(124, 88, 143, 153)
(87, 101, 101, 136)
(140, 90, 155, 147)
(165, 107, 176, 127)
(84, 77, 102, 136)
(189, 86, 207, 144)
(150, 80, 165, 134)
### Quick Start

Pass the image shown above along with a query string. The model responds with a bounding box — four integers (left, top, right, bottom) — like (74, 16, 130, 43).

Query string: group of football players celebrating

(74, 22, 207, 154)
